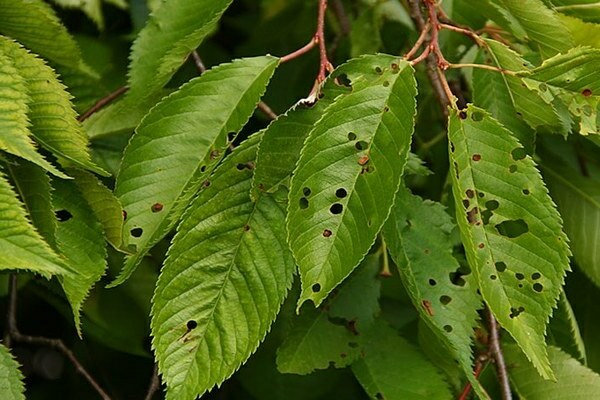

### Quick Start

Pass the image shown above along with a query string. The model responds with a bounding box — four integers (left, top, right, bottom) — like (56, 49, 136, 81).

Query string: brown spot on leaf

(466, 189, 475, 199)
(467, 207, 479, 224)
(323, 229, 332, 237)
(422, 300, 434, 316)
(358, 155, 369, 165)
(583, 88, 593, 97)
(472, 154, 481, 161)
(151, 203, 163, 213)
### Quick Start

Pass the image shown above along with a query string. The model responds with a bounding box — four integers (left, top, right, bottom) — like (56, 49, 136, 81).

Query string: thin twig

(439, 23, 487, 47)
(257, 102, 278, 120)
(447, 63, 516, 75)
(144, 364, 160, 400)
(315, 0, 334, 83)
(329, 0, 351, 56)
(458, 354, 490, 400)
(78, 86, 129, 122)
(190, 51, 207, 73)
(6, 275, 112, 400)
(405, 22, 431, 60)
(486, 307, 513, 400)
(280, 38, 317, 63)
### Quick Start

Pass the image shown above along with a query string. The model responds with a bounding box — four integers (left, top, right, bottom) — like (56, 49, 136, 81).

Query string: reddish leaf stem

(78, 85, 129, 122)
(487, 307, 513, 400)
(457, 354, 489, 400)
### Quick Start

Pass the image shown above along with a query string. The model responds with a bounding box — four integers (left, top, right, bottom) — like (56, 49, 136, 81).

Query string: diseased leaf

(0, 343, 25, 400)
(351, 321, 453, 400)
(0, 0, 81, 68)
(114, 56, 279, 286)
(549, 0, 600, 23)
(287, 55, 417, 308)
(559, 14, 600, 49)
(0, 52, 68, 178)
(277, 255, 381, 374)
(506, 345, 600, 399)
(151, 134, 295, 400)
(0, 37, 108, 176)
(52, 178, 107, 334)
(0, 170, 68, 277)
(448, 105, 571, 379)
(384, 189, 486, 398)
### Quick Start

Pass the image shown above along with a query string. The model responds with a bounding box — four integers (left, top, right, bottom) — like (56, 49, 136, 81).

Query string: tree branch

(144, 363, 160, 400)
(458, 354, 489, 400)
(5, 274, 112, 400)
(486, 306, 513, 400)
(78, 86, 129, 122)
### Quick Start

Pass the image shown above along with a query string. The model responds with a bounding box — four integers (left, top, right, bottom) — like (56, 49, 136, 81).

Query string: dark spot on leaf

(531, 272, 541, 280)
(462, 199, 470, 208)
(582, 88, 593, 97)
(202, 180, 211, 188)
(496, 219, 529, 238)
(312, 283, 321, 293)
(330, 203, 343, 214)
(187, 320, 197, 330)
(55, 209, 72, 222)
(323, 229, 332, 237)
(303, 187, 312, 196)
(130, 227, 143, 237)
(348, 132, 357, 141)
(428, 279, 437, 286)
(151, 203, 163, 213)
(340, 352, 347, 358)
(490, 274, 497, 280)
(471, 112, 484, 122)
(510, 306, 525, 318)
(533, 283, 543, 292)
(299, 198, 309, 209)
(486, 200, 499, 211)
(454, 161, 460, 179)
(449, 271, 466, 287)
(210, 150, 220, 160)
(495, 262, 507, 272)
(348, 342, 359, 348)
(391, 62, 399, 71)
(236, 162, 255, 171)
(122, 210, 127, 220)
(478, 192, 485, 198)
(509, 164, 517, 173)
(466, 189, 475, 199)
(478, 243, 485, 249)
(472, 154, 481, 161)
(481, 208, 493, 225)
(318, 92, 325, 99)
(515, 273, 525, 280)
(355, 141, 368, 150)
(200, 165, 206, 173)
(440, 295, 452, 305)
(450, 142, 455, 152)
(467, 207, 479, 224)
(358, 155, 369, 165)
(243, 224, 250, 232)
(523, 188, 530, 195)
(334, 73, 352, 87)
(444, 325, 453, 332)
(375, 66, 383, 74)
(424, 249, 430, 254)
(511, 147, 527, 161)
(383, 80, 390, 87)
(383, 106, 389, 112)
(335, 188, 347, 198)
(459, 111, 467, 119)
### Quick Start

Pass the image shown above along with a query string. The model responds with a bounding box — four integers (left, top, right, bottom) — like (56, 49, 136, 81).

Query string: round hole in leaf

(443, 325, 453, 333)
(312, 283, 321, 293)
(440, 295, 452, 305)
(299, 197, 309, 209)
(200, 165, 207, 173)
(303, 187, 312, 196)
(348, 132, 357, 141)
(531, 272, 541, 280)
(495, 219, 529, 238)
(335, 73, 352, 87)
(495, 261, 507, 272)
(515, 272, 525, 280)
(355, 141, 368, 150)
(462, 199, 470, 208)
(375, 66, 383, 74)
(533, 283, 543, 292)
(459, 111, 467, 119)
(522, 188, 530, 195)
(511, 147, 527, 161)
(486, 200, 499, 211)
(490, 274, 497, 280)
(330, 203, 343, 214)
(130, 227, 143, 238)
(471, 111, 484, 121)
(428, 279, 437, 286)
(187, 320, 197, 330)
(55, 209, 72, 222)
(335, 188, 347, 198)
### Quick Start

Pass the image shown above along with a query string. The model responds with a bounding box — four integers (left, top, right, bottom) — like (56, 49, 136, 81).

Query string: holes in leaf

(355, 141, 368, 150)
(361, 165, 375, 174)
(515, 273, 525, 280)
(495, 219, 529, 238)
(236, 162, 255, 171)
(383, 106, 389, 112)
(583, 88, 593, 97)
(151, 203, 163, 213)
(510, 306, 525, 318)
(299, 198, 309, 209)
(335, 188, 347, 198)
(440, 295, 452, 305)
(122, 210, 127, 220)
(428, 279, 437, 286)
(348, 132, 357, 141)
(303, 187, 312, 196)
(330, 203, 343, 214)
(511, 147, 527, 161)
(533, 283, 544, 292)
(200, 165, 207, 173)
(490, 274, 497, 280)
(509, 165, 517, 173)
(486, 200, 499, 211)
(472, 154, 481, 162)
(531, 272, 541, 280)
(478, 243, 485, 249)
(187, 320, 197, 330)
(130, 227, 143, 238)
(335, 73, 352, 87)
(210, 150, 220, 160)
(459, 111, 467, 120)
(450, 142, 455, 152)
(202, 180, 211, 188)
(443, 325, 453, 333)
(482, 209, 493, 225)
(312, 283, 321, 293)
(243, 224, 251, 232)
(523, 188, 530, 195)
(495, 261, 507, 272)
(323, 229, 333, 237)
(466, 189, 475, 199)
(462, 199, 470, 208)
(478, 192, 485, 198)
(382, 80, 390, 87)
(375, 66, 383, 74)
(227, 132, 236, 141)
(467, 207, 479, 225)
(471, 111, 484, 122)
(449, 271, 467, 287)
(55, 209, 72, 222)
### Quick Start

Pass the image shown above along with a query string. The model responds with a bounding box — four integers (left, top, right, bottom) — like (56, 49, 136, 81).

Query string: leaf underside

(0, 343, 25, 400)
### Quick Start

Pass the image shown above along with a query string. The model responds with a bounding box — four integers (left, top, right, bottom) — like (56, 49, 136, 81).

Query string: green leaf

(506, 344, 600, 399)
(559, 14, 600, 49)
(0, 52, 68, 178)
(549, 291, 586, 363)
(113, 56, 279, 286)
(0, 170, 67, 277)
(383, 189, 486, 398)
(482, 0, 574, 58)
(151, 133, 295, 400)
(70, 169, 124, 249)
(287, 55, 417, 308)
(51, 0, 127, 31)
(350, 6, 382, 57)
(542, 162, 600, 286)
(0, 343, 25, 400)
(52, 178, 107, 334)
(128, 0, 233, 98)
(276, 255, 381, 374)
(475, 39, 563, 133)
(448, 105, 571, 379)
(351, 321, 453, 400)
(0, 37, 108, 176)
(550, 0, 600, 23)
(0, 0, 81, 68)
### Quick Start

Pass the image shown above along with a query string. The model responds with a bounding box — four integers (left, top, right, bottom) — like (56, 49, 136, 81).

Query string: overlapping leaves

(0, 343, 24, 400)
